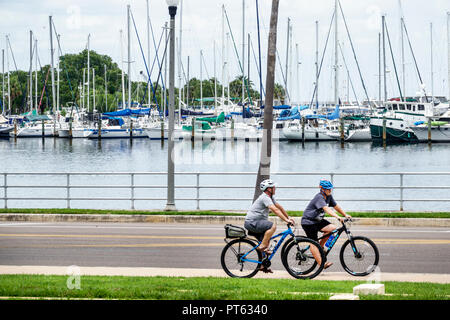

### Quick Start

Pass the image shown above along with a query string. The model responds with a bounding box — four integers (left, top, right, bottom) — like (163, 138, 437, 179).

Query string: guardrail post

(66, 173, 71, 209)
(131, 173, 135, 210)
(3, 173, 7, 209)
(399, 174, 404, 212)
(196, 173, 200, 210)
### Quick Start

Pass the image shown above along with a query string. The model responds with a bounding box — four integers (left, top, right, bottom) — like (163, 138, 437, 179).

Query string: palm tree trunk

(253, 0, 280, 202)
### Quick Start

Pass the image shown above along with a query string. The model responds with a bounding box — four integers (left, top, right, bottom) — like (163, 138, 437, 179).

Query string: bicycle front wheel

(221, 238, 262, 278)
(339, 236, 379, 276)
(282, 237, 325, 280)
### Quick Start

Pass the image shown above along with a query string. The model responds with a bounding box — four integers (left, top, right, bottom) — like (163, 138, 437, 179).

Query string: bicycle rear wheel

(281, 237, 325, 280)
(221, 238, 262, 278)
(339, 236, 379, 276)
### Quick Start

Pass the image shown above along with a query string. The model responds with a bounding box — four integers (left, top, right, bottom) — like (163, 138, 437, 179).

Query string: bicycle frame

(240, 227, 295, 264)
(317, 221, 359, 257)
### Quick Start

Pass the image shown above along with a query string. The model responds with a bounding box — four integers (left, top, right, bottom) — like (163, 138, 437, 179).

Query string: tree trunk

(253, 0, 280, 202)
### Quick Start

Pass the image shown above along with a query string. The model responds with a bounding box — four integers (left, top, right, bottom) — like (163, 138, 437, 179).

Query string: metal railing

(1, 172, 450, 211)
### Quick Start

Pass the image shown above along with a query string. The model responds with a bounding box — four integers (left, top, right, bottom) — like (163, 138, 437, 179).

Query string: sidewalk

(1, 213, 450, 227)
(0, 265, 448, 284)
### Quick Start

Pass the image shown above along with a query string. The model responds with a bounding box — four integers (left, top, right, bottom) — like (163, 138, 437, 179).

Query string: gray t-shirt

(245, 193, 277, 222)
(301, 192, 337, 225)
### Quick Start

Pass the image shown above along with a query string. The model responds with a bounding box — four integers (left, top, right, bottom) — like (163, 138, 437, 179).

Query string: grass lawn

(0, 208, 449, 219)
(0, 275, 448, 300)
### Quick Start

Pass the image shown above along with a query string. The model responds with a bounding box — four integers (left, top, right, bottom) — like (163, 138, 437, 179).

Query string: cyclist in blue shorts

(301, 179, 352, 269)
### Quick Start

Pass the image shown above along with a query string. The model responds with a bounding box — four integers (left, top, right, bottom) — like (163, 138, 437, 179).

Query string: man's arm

(269, 204, 295, 225)
(334, 205, 352, 219)
(323, 206, 345, 223)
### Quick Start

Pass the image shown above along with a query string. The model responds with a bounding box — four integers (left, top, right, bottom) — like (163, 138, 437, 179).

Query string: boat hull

(411, 126, 450, 142)
(369, 117, 418, 143)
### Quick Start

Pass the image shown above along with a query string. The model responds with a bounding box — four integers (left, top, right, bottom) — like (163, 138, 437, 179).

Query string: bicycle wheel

(221, 238, 262, 278)
(339, 236, 379, 276)
(281, 237, 325, 280)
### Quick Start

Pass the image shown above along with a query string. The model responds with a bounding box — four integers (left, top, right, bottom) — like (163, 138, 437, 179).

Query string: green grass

(0, 208, 449, 218)
(0, 275, 448, 300)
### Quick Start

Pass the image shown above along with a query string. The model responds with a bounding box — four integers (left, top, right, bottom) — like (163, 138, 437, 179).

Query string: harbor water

(0, 137, 449, 212)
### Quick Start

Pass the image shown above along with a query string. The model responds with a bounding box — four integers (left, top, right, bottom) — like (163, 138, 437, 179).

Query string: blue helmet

(319, 179, 334, 190)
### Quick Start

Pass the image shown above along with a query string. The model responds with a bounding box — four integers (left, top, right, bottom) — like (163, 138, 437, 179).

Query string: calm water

(0, 137, 449, 211)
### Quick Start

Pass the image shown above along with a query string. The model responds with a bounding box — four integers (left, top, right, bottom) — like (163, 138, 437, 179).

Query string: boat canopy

(196, 112, 225, 124)
(182, 121, 212, 131)
(103, 108, 150, 117)
(277, 105, 310, 121)
(23, 110, 51, 122)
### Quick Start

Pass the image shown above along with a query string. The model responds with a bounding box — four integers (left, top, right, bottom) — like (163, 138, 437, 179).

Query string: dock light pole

(165, 0, 180, 211)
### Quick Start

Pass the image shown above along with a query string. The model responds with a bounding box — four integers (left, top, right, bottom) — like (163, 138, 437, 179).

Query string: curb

(1, 214, 450, 227)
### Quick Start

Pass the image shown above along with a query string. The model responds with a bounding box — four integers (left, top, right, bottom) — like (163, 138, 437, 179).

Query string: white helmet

(260, 179, 276, 191)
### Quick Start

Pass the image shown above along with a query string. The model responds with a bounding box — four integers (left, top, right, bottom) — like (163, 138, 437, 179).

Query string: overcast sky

(1, 0, 449, 103)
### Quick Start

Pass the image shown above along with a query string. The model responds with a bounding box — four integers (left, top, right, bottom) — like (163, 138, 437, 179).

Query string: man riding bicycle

(301, 179, 352, 269)
(245, 179, 295, 256)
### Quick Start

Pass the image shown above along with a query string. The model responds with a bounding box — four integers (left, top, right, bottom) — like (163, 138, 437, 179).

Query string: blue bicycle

(221, 224, 326, 279)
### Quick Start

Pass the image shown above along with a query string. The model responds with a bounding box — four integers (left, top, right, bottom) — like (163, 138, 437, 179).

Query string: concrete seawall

(1, 213, 449, 227)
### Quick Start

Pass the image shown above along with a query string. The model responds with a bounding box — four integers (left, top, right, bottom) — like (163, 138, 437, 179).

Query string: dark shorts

(244, 220, 274, 234)
(301, 220, 331, 241)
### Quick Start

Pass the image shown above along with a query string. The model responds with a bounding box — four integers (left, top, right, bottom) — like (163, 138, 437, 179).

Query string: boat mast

(221, 5, 225, 107)
(35, 39, 38, 111)
(430, 22, 434, 100)
(6, 36, 10, 114)
(57, 34, 61, 114)
(146, 0, 151, 109)
(120, 30, 126, 110)
(214, 40, 217, 111)
(399, 0, 405, 96)
(49, 16, 56, 133)
(378, 32, 382, 103)
(1, 49, 4, 115)
(315, 20, 319, 108)
(29, 30, 33, 112)
(296, 43, 299, 103)
(178, 0, 183, 123)
(447, 12, 450, 101)
(285, 17, 290, 105)
(242, 0, 245, 104)
(104, 64, 108, 111)
(87, 34, 90, 112)
(334, 0, 339, 106)
(382, 15, 387, 102)
(127, 5, 131, 110)
(200, 49, 203, 112)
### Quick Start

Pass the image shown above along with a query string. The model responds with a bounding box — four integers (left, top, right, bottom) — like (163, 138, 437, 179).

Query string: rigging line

(255, 0, 264, 104)
(6, 36, 28, 112)
(309, 10, 336, 108)
(338, 0, 370, 105)
(384, 19, 404, 102)
(401, 18, 428, 102)
(338, 43, 359, 106)
(223, 5, 253, 104)
(200, 51, 216, 96)
(258, 9, 290, 102)
(139, 28, 166, 107)
(250, 36, 266, 97)
(147, 3, 168, 103)
(51, 20, 80, 114)
(130, 10, 162, 115)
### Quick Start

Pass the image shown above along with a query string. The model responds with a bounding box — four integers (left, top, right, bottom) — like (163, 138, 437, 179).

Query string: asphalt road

(0, 222, 449, 274)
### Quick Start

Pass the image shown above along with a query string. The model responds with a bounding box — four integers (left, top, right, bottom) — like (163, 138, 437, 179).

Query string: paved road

(0, 222, 449, 275)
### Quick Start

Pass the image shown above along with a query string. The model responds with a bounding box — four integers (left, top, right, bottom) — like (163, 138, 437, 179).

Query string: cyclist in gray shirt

(301, 179, 352, 269)
(245, 179, 295, 255)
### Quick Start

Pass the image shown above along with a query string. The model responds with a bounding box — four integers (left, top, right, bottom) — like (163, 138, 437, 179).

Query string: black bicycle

(220, 223, 326, 280)
(319, 218, 379, 276)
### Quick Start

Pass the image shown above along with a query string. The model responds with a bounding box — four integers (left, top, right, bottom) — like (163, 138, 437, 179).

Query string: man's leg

(319, 224, 337, 248)
(260, 223, 276, 250)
